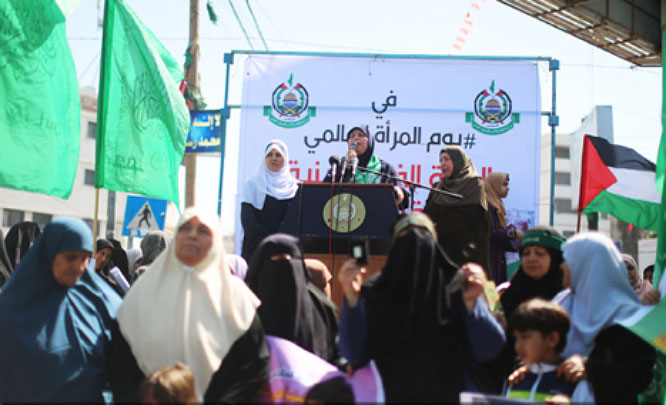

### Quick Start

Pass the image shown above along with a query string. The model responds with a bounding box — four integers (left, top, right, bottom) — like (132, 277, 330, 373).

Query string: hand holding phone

(349, 240, 369, 265)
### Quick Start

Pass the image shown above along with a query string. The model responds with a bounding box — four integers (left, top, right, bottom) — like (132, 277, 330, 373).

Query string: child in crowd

(140, 363, 197, 404)
(505, 298, 577, 402)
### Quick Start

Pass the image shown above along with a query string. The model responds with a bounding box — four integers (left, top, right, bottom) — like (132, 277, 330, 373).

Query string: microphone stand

(356, 166, 462, 211)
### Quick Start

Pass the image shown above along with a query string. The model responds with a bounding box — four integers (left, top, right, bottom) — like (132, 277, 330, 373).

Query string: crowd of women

(0, 128, 662, 403)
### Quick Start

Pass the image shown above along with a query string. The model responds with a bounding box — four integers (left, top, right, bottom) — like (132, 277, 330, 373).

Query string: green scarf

(355, 154, 382, 184)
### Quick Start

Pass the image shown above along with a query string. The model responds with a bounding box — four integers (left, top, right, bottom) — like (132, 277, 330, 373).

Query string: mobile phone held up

(349, 240, 369, 265)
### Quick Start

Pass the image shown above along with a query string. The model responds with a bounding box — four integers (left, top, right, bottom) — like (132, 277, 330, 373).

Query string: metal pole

(93, 188, 100, 255)
(217, 53, 234, 216)
(184, 0, 199, 208)
(549, 59, 560, 226)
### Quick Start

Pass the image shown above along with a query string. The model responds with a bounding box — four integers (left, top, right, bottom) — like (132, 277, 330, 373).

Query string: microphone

(328, 155, 340, 181)
(350, 142, 359, 181)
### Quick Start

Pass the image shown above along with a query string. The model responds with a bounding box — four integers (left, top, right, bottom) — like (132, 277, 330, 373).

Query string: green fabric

(521, 231, 565, 251)
(96, 0, 189, 207)
(506, 259, 521, 280)
(656, 25, 666, 286)
(507, 389, 549, 402)
(0, 1, 80, 198)
(628, 297, 666, 356)
(206, 0, 218, 24)
(54, 0, 81, 16)
(355, 154, 382, 184)
(583, 189, 660, 232)
(638, 353, 666, 404)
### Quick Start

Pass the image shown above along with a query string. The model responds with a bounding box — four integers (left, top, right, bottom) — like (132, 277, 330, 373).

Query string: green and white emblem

(465, 80, 519, 135)
(263, 74, 316, 128)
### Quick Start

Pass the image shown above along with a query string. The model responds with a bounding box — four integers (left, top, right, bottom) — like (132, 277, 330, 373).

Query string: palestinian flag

(579, 135, 660, 231)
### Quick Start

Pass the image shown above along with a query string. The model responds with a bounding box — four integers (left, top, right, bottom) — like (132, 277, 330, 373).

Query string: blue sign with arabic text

(186, 110, 222, 153)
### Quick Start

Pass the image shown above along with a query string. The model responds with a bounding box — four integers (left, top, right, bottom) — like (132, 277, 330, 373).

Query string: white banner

(236, 54, 541, 250)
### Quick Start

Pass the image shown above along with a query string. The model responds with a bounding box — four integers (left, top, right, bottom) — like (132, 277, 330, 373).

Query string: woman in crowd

(241, 139, 299, 261)
(499, 225, 566, 320)
(95, 238, 125, 297)
(496, 226, 567, 380)
(551, 233, 656, 402)
(108, 207, 269, 402)
(4, 220, 41, 268)
(0, 217, 121, 402)
(109, 237, 130, 282)
(484, 172, 522, 284)
(337, 212, 505, 401)
(423, 146, 490, 273)
(133, 230, 169, 281)
(126, 247, 142, 275)
(622, 253, 660, 305)
(323, 126, 408, 209)
(245, 234, 342, 367)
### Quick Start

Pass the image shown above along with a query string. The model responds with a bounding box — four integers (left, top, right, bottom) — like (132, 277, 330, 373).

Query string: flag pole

(576, 135, 589, 234)
(92, 188, 100, 255)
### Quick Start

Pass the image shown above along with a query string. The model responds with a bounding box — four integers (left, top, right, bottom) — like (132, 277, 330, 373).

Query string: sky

(66, 0, 662, 231)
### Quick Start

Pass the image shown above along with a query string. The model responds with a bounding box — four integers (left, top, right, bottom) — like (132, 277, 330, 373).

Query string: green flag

(655, 26, 666, 286)
(0, 1, 80, 198)
(96, 0, 190, 207)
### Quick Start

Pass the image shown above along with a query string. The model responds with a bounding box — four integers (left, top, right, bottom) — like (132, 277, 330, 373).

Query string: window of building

(554, 198, 575, 213)
(32, 213, 53, 229)
(601, 213, 608, 219)
(86, 122, 97, 139)
(555, 146, 570, 159)
(555, 172, 571, 185)
(84, 169, 95, 186)
(3, 209, 24, 227)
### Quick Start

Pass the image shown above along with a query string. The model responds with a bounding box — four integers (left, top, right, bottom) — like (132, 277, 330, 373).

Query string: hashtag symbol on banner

(464, 134, 476, 149)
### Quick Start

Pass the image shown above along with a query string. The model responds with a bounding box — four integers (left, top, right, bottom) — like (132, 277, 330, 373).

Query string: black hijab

(361, 221, 467, 402)
(245, 234, 334, 361)
(108, 238, 130, 281)
(500, 225, 565, 318)
(363, 225, 463, 342)
(347, 126, 375, 168)
(5, 221, 41, 268)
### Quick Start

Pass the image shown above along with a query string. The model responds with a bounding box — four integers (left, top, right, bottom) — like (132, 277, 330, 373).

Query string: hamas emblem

(465, 80, 520, 135)
(322, 193, 366, 233)
(263, 74, 317, 129)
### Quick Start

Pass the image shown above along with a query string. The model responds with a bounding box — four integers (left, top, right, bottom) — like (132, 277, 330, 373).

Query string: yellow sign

(322, 193, 366, 233)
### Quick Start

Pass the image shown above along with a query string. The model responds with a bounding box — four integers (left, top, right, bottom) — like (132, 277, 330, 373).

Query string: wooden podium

(279, 183, 399, 308)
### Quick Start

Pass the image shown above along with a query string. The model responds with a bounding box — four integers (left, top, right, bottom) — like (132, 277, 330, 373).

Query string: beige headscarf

(116, 207, 260, 399)
(431, 146, 487, 209)
(484, 172, 508, 228)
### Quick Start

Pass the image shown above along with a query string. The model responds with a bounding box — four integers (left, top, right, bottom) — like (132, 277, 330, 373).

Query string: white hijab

(242, 139, 299, 209)
(116, 207, 260, 399)
(554, 232, 643, 358)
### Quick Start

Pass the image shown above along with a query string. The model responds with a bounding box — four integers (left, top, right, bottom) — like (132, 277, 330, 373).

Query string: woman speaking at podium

(323, 126, 408, 209)
(240, 140, 300, 261)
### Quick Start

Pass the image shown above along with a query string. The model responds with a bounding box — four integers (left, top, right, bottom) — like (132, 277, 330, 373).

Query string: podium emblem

(322, 193, 366, 233)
